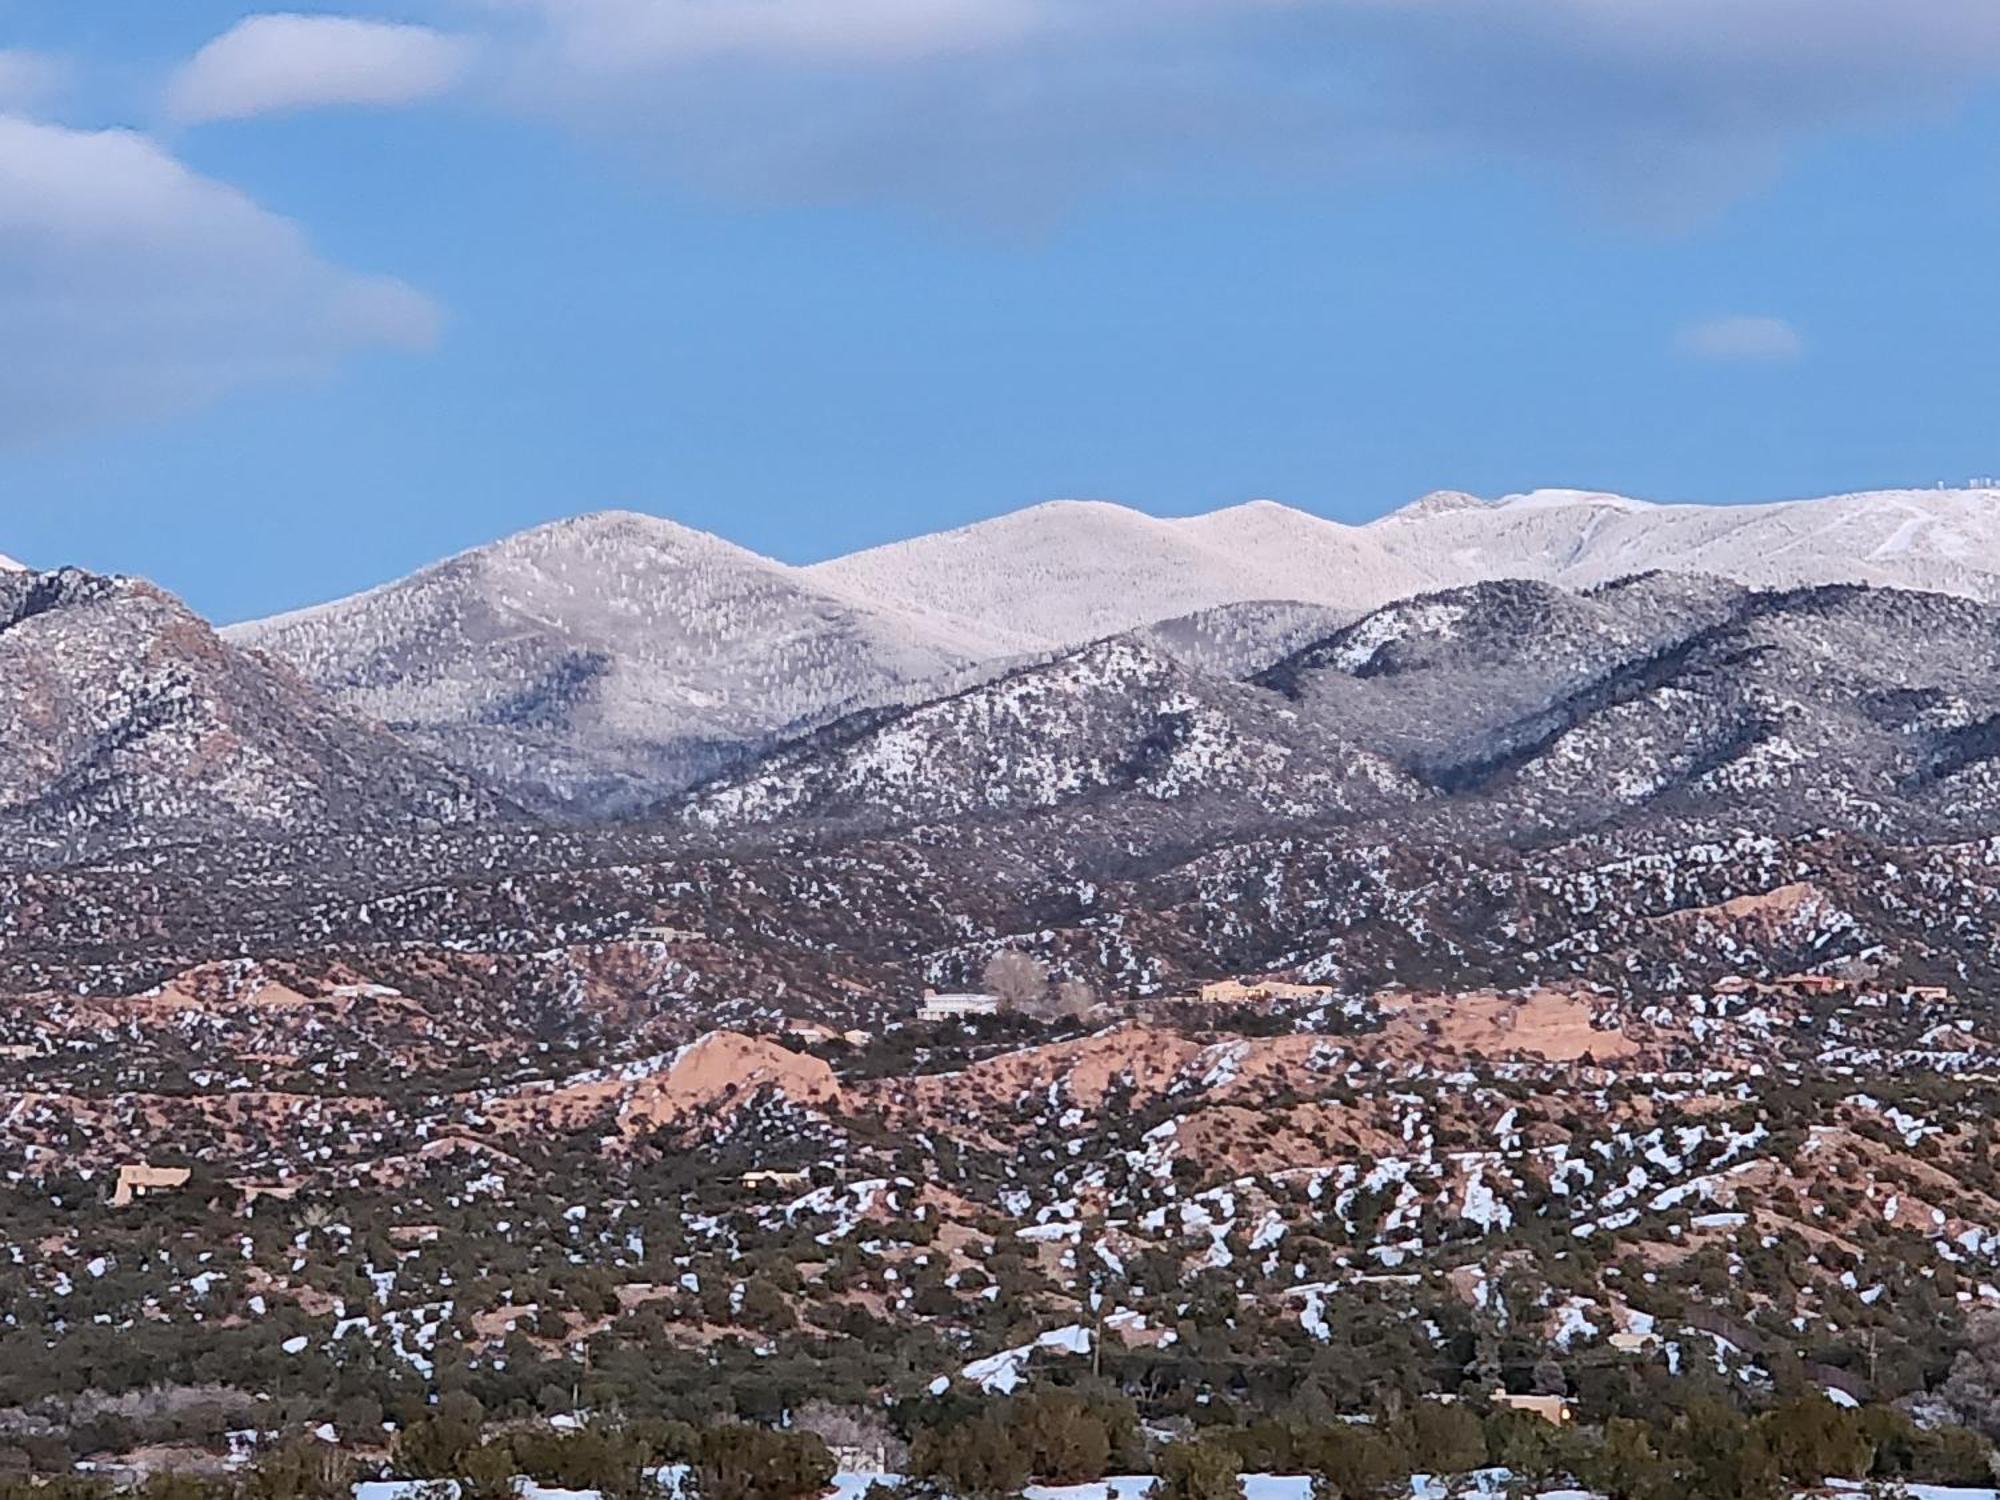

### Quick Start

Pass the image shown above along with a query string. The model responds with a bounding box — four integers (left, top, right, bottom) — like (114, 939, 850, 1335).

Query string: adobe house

(1492, 1391, 1572, 1425)
(111, 1164, 192, 1207)
(1198, 977, 1334, 1005)
(741, 1169, 812, 1191)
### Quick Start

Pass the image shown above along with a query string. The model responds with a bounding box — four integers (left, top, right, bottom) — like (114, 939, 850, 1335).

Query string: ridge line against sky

(0, 3, 1996, 620)
(29, 481, 2000, 630)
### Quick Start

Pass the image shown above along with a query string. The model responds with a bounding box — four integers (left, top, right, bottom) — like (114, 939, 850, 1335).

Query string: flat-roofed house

(111, 1164, 192, 1207)
(919, 990, 1000, 1021)
(1198, 977, 1334, 1005)
(1492, 1391, 1571, 1425)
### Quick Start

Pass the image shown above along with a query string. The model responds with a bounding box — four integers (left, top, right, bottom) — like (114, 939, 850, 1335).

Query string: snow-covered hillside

(1258, 574, 2000, 840)
(0, 568, 500, 863)
(685, 635, 1421, 832)
(1373, 484, 2000, 599)
(226, 512, 1008, 814)
(805, 499, 1431, 652)
(0, 553, 24, 573)
(810, 486, 2000, 654)
(688, 575, 2000, 844)
(231, 485, 2000, 814)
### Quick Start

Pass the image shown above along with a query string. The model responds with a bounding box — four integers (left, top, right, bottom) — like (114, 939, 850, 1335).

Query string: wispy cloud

(464, 0, 2000, 219)
(166, 13, 471, 125)
(538, 0, 1043, 67)
(0, 115, 440, 444)
(149, 1, 2000, 219)
(1674, 315, 1805, 363)
(0, 49, 65, 112)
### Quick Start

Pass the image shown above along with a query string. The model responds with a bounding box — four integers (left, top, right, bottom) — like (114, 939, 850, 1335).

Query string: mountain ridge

(680, 571, 2000, 849)
(224, 509, 1008, 815)
(0, 565, 504, 865)
(680, 632, 1424, 836)
(201, 482, 2000, 817)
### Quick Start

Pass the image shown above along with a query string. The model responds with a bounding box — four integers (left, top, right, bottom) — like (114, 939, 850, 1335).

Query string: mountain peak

(807, 496, 1424, 659)
(1494, 487, 1657, 512)
(1374, 490, 1493, 525)
(482, 508, 763, 564)
(227, 505, 1000, 816)
(1198, 497, 1305, 518)
(1015, 498, 1152, 519)
(1181, 498, 1336, 531)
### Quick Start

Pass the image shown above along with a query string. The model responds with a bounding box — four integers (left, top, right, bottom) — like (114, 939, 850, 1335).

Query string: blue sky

(2, 1, 1998, 622)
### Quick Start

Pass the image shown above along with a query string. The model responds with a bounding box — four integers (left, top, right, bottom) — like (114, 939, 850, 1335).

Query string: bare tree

(1052, 978, 1096, 1019)
(982, 950, 1050, 1012)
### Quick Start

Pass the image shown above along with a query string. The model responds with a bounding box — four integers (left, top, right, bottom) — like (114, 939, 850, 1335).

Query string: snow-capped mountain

(1371, 484, 2000, 599)
(225, 512, 1007, 815)
(805, 499, 1431, 653)
(808, 486, 2000, 657)
(0, 568, 501, 865)
(0, 554, 24, 573)
(231, 484, 2000, 814)
(691, 574, 2000, 846)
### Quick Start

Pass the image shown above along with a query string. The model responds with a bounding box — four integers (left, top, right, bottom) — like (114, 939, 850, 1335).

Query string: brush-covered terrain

(11, 488, 2000, 1496)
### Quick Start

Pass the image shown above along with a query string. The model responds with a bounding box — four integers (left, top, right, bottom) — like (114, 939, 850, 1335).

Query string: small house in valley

(111, 1164, 192, 1208)
(1198, 977, 1335, 1005)
(740, 1169, 812, 1191)
(919, 990, 1000, 1021)
(1492, 1391, 1571, 1425)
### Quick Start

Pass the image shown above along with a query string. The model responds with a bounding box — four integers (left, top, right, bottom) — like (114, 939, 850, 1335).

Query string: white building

(919, 990, 1001, 1021)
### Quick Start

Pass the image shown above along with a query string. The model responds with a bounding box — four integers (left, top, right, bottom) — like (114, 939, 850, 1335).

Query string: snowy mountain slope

(232, 485, 2000, 816)
(1133, 599, 1358, 678)
(0, 554, 24, 573)
(1372, 485, 2000, 600)
(226, 512, 1009, 815)
(768, 593, 1354, 740)
(1258, 574, 1753, 774)
(683, 635, 1424, 833)
(803, 500, 1431, 652)
(1263, 576, 2000, 839)
(809, 486, 2000, 667)
(684, 576, 2000, 852)
(0, 568, 501, 864)
(689, 570, 2000, 845)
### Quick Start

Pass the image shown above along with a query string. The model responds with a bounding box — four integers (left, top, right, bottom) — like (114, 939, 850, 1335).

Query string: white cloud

(167, 13, 471, 124)
(539, 0, 1041, 67)
(0, 114, 440, 444)
(1674, 315, 1805, 363)
(473, 0, 2000, 219)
